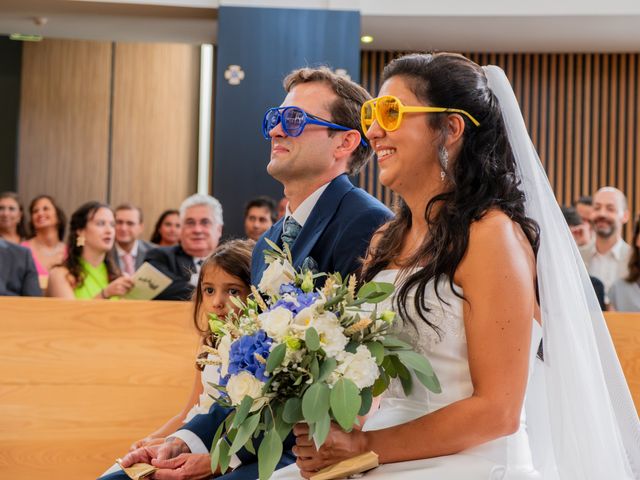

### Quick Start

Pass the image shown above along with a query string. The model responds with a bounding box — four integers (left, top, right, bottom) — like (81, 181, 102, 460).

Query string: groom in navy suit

(112, 67, 391, 480)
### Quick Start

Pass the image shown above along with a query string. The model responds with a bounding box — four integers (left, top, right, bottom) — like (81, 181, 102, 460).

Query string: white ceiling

(0, 0, 639, 52)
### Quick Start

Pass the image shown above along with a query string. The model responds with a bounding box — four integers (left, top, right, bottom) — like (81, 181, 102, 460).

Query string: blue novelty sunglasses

(262, 106, 367, 146)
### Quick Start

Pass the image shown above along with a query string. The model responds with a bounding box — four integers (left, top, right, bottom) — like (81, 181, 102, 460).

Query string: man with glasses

(113, 67, 391, 480)
(144, 194, 223, 300)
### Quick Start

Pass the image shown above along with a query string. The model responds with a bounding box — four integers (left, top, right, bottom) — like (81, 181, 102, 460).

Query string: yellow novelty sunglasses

(361, 95, 481, 133)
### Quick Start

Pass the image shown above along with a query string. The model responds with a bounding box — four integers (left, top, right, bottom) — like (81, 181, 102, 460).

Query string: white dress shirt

(580, 237, 632, 293)
(284, 182, 330, 227)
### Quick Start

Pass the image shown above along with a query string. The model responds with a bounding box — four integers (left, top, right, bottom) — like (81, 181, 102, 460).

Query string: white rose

(226, 371, 266, 411)
(258, 307, 293, 341)
(217, 335, 232, 377)
(310, 311, 348, 358)
(334, 345, 379, 389)
(258, 259, 296, 296)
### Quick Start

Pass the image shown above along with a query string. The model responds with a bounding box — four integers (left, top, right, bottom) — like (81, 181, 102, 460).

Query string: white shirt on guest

(580, 237, 631, 293)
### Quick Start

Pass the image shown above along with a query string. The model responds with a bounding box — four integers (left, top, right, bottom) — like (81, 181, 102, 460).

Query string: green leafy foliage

(229, 413, 260, 455)
(266, 343, 287, 373)
(305, 327, 320, 351)
(258, 428, 282, 480)
(302, 382, 330, 422)
(330, 378, 361, 431)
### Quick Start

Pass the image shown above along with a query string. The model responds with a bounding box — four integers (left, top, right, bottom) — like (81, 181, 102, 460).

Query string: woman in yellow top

(48, 201, 134, 299)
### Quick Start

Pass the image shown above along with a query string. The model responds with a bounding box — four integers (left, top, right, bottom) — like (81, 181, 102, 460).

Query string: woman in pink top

(21, 195, 68, 289)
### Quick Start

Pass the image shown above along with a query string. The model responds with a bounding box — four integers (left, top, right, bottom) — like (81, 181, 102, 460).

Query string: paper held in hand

(310, 451, 379, 480)
(116, 459, 156, 480)
(123, 262, 172, 300)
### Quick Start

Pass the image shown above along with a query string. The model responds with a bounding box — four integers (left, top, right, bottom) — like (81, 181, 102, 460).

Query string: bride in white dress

(272, 53, 640, 479)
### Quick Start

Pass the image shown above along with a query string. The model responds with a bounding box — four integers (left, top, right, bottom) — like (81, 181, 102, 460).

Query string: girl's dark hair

(28, 194, 67, 240)
(0, 191, 28, 240)
(150, 209, 179, 244)
(63, 201, 120, 288)
(362, 53, 540, 334)
(193, 239, 254, 370)
(625, 216, 640, 283)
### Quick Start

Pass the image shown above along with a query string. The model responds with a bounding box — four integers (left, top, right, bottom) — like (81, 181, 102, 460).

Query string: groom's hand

(292, 422, 368, 478)
(119, 444, 163, 468)
(151, 453, 213, 480)
(156, 438, 191, 461)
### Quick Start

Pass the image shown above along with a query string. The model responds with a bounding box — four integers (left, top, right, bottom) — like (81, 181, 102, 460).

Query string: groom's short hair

(283, 67, 373, 175)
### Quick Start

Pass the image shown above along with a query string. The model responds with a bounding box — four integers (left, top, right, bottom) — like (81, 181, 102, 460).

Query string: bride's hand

(292, 422, 368, 478)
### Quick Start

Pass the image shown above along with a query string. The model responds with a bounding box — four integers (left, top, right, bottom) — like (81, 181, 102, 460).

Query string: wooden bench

(605, 312, 640, 412)
(0, 299, 637, 479)
(0, 297, 197, 480)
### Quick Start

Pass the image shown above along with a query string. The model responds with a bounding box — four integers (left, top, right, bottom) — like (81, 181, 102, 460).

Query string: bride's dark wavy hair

(362, 53, 540, 334)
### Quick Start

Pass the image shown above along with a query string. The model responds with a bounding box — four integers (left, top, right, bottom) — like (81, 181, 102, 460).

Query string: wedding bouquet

(200, 241, 441, 480)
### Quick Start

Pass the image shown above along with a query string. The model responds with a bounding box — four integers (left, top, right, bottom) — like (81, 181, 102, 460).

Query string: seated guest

(561, 206, 606, 310)
(150, 209, 181, 246)
(114, 203, 154, 275)
(609, 216, 640, 311)
(48, 202, 134, 299)
(144, 194, 223, 301)
(0, 238, 41, 296)
(276, 196, 287, 220)
(98, 239, 255, 478)
(0, 191, 27, 244)
(20, 195, 68, 289)
(243, 196, 276, 241)
(580, 186, 631, 293)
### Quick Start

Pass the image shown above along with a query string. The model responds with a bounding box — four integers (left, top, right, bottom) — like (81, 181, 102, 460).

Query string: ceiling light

(360, 35, 374, 44)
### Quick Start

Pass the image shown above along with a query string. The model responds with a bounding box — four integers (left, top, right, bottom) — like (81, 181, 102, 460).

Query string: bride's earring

(439, 146, 449, 181)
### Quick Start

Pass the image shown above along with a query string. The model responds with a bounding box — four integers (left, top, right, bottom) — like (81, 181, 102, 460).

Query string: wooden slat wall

(110, 43, 200, 239)
(17, 39, 200, 240)
(360, 52, 640, 241)
(18, 39, 112, 219)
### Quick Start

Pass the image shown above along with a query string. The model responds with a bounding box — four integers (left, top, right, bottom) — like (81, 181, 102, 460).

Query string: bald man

(580, 187, 631, 294)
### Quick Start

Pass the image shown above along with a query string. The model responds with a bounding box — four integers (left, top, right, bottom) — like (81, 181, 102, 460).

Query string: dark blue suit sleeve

(144, 248, 193, 301)
(180, 405, 232, 451)
(21, 250, 42, 296)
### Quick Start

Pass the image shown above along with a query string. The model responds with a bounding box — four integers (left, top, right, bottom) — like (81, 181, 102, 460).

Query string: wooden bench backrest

(0, 299, 637, 479)
(605, 312, 640, 412)
(0, 297, 197, 480)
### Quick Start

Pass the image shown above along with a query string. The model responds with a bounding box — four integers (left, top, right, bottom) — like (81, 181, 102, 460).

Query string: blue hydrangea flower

(273, 291, 321, 316)
(223, 330, 272, 384)
(279, 283, 302, 296)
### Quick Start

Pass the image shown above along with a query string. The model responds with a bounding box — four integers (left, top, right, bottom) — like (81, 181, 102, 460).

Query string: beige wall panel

(110, 43, 200, 240)
(18, 39, 112, 224)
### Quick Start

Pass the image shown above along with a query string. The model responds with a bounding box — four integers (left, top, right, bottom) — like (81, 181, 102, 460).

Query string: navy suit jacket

(182, 174, 392, 452)
(143, 245, 195, 300)
(0, 239, 41, 297)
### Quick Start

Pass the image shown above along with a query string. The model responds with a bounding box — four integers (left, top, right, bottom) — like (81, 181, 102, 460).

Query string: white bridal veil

(483, 66, 640, 479)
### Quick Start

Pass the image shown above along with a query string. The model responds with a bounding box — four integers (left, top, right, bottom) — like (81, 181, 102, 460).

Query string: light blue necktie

(281, 217, 302, 249)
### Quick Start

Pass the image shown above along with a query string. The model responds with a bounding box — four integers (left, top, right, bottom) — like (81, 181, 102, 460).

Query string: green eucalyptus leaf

(382, 356, 398, 378)
(318, 357, 337, 383)
(415, 368, 442, 394)
(396, 350, 437, 377)
(283, 397, 303, 424)
(372, 369, 389, 397)
(381, 336, 413, 350)
(309, 356, 320, 380)
(356, 281, 394, 303)
(358, 388, 373, 416)
(366, 341, 384, 365)
(313, 411, 331, 448)
(244, 436, 256, 455)
(218, 439, 231, 474)
(305, 327, 320, 351)
(231, 395, 254, 429)
(266, 343, 287, 373)
(209, 418, 226, 473)
(330, 378, 361, 431)
(229, 413, 260, 455)
(258, 428, 282, 480)
(302, 382, 330, 422)
(390, 354, 411, 380)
